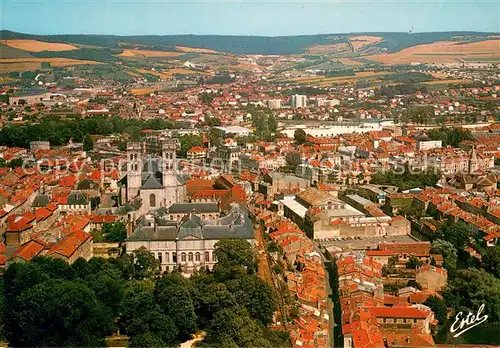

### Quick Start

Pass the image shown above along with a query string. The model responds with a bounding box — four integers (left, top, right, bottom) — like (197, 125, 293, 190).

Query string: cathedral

(447, 146, 498, 192)
(122, 138, 187, 215)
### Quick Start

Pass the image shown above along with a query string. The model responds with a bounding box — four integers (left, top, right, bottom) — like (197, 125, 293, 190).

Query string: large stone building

(125, 204, 254, 274)
(123, 139, 187, 215)
(276, 188, 410, 239)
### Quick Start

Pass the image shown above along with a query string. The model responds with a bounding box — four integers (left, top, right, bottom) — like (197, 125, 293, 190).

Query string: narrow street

(255, 225, 273, 286)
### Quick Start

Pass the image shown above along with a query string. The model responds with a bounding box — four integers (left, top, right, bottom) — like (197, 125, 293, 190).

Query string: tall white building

(291, 94, 307, 109)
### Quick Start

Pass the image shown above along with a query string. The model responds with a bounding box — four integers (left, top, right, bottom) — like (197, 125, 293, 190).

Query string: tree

(199, 92, 216, 105)
(481, 246, 500, 278)
(439, 221, 471, 249)
(432, 239, 457, 273)
(179, 134, 203, 157)
(406, 254, 423, 269)
(444, 268, 500, 323)
(87, 269, 125, 315)
(423, 295, 448, 326)
(214, 239, 258, 273)
(102, 222, 127, 243)
(0, 279, 5, 340)
(398, 204, 424, 219)
(294, 129, 307, 145)
(192, 281, 236, 325)
(208, 127, 223, 147)
(5, 280, 114, 347)
(91, 196, 101, 210)
(203, 307, 265, 348)
(388, 255, 399, 268)
(428, 127, 474, 147)
(129, 333, 166, 348)
(131, 248, 160, 280)
(7, 158, 23, 169)
(120, 281, 179, 344)
(83, 134, 94, 151)
(224, 275, 277, 326)
(154, 273, 197, 339)
(159, 286, 197, 339)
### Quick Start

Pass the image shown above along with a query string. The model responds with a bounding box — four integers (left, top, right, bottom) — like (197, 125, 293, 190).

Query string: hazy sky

(2, 0, 499, 36)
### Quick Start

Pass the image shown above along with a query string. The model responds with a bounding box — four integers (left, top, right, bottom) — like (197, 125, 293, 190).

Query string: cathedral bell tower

(162, 139, 181, 206)
(126, 142, 142, 200)
(468, 146, 478, 174)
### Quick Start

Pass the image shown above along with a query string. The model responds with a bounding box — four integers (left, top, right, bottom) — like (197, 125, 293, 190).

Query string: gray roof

(178, 215, 203, 240)
(126, 225, 178, 241)
(126, 204, 253, 242)
(67, 191, 88, 205)
(166, 202, 219, 214)
(32, 193, 50, 207)
(141, 174, 163, 189)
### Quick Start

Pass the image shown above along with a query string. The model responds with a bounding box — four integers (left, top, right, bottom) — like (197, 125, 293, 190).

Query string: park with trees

(0, 239, 287, 347)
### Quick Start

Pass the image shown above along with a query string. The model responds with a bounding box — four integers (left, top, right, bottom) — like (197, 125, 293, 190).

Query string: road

(255, 224, 273, 287)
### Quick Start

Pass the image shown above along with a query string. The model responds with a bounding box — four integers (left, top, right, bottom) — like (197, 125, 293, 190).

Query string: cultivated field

(423, 79, 471, 85)
(0, 40, 78, 52)
(306, 42, 351, 55)
(365, 39, 500, 64)
(135, 67, 207, 79)
(129, 88, 157, 95)
(349, 36, 383, 51)
(279, 71, 393, 86)
(0, 58, 101, 72)
(176, 46, 218, 53)
(338, 58, 364, 66)
(118, 49, 184, 58)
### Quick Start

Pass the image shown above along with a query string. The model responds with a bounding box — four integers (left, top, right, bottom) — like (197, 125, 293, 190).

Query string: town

(0, 28, 499, 348)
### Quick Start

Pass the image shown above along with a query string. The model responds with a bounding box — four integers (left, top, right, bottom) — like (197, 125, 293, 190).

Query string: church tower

(468, 146, 478, 174)
(127, 142, 142, 200)
(162, 139, 185, 206)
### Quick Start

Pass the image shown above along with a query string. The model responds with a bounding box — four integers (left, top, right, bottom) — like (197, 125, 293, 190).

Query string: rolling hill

(0, 30, 497, 56)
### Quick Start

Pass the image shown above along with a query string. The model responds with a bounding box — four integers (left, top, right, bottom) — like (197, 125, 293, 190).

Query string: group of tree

(179, 134, 204, 157)
(249, 107, 278, 142)
(436, 221, 473, 250)
(370, 164, 439, 191)
(1, 239, 287, 347)
(294, 129, 307, 145)
(91, 222, 128, 243)
(0, 158, 23, 169)
(427, 127, 475, 147)
(378, 84, 421, 98)
(199, 92, 217, 105)
(398, 106, 434, 125)
(0, 115, 178, 148)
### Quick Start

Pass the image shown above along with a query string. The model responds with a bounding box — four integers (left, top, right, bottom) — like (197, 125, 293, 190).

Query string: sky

(1, 0, 499, 36)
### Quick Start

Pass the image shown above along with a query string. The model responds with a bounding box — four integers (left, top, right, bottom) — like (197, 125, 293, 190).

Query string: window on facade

(213, 253, 217, 262)
(205, 251, 210, 262)
(158, 253, 162, 263)
(150, 193, 156, 207)
(188, 252, 193, 262)
(165, 252, 169, 263)
(172, 252, 177, 263)
(181, 253, 186, 262)
(195, 252, 200, 262)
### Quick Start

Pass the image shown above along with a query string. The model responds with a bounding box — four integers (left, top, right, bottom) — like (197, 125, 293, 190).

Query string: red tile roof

(10, 240, 46, 261)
